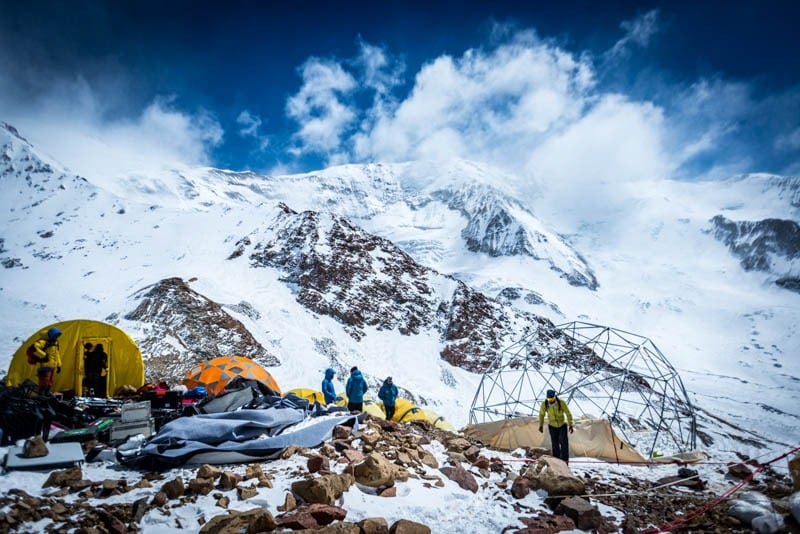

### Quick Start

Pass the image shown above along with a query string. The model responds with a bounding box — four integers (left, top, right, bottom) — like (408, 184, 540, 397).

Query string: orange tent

(183, 355, 281, 396)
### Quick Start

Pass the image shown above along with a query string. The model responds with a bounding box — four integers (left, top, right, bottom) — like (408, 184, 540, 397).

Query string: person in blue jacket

(321, 368, 336, 405)
(345, 366, 368, 413)
(378, 376, 398, 420)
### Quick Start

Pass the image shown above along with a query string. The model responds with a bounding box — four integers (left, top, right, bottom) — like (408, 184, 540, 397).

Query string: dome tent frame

(469, 321, 697, 458)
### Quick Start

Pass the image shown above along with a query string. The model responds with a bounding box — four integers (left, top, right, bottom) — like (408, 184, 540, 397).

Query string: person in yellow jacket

(30, 327, 63, 395)
(538, 389, 574, 463)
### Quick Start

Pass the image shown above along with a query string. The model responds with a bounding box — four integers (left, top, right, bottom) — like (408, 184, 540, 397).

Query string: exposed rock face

(235, 203, 568, 373)
(710, 215, 800, 292)
(123, 277, 279, 381)
(434, 183, 598, 289)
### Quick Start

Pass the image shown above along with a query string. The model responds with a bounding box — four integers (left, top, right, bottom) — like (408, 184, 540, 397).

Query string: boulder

(199, 508, 277, 534)
(43, 467, 82, 488)
(354, 453, 396, 488)
(291, 473, 354, 505)
(189, 477, 215, 496)
(727, 462, 753, 480)
(197, 464, 222, 480)
(342, 449, 365, 464)
(463, 446, 481, 463)
(333, 425, 353, 440)
(445, 437, 471, 452)
(219, 471, 242, 490)
(439, 461, 478, 493)
(358, 517, 390, 534)
(521, 456, 585, 496)
(245, 463, 263, 480)
(236, 485, 258, 500)
(22, 436, 48, 458)
(389, 519, 431, 533)
(556, 496, 604, 530)
(308, 455, 331, 473)
(418, 450, 438, 469)
(275, 503, 347, 530)
(277, 491, 297, 512)
(161, 477, 185, 499)
(790, 455, 800, 491)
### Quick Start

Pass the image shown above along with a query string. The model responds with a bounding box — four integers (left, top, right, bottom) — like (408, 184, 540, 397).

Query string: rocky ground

(0, 416, 798, 533)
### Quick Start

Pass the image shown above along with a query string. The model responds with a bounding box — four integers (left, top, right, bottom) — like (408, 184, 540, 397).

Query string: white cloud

(287, 26, 800, 195)
(236, 110, 270, 151)
(286, 58, 358, 157)
(607, 10, 660, 59)
(0, 71, 223, 182)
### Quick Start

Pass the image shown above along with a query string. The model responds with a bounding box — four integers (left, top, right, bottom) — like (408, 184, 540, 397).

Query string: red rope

(642, 444, 800, 533)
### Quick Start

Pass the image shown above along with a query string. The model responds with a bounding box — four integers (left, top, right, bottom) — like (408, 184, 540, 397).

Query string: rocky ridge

(231, 203, 566, 373)
(121, 277, 280, 382)
(709, 214, 800, 293)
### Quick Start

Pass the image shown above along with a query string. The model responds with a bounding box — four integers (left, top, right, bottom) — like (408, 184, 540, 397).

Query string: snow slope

(1, 120, 798, 458)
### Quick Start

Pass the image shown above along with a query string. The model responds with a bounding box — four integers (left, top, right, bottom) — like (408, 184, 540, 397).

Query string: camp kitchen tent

(6, 319, 145, 397)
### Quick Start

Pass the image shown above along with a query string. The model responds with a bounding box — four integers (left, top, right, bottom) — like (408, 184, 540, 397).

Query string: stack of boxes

(110, 400, 155, 441)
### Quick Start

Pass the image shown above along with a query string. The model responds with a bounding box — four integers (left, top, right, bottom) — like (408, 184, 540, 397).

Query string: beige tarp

(463, 416, 647, 462)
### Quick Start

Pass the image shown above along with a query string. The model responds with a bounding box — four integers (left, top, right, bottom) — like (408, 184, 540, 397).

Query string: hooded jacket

(322, 368, 336, 404)
(378, 379, 398, 407)
(32, 330, 62, 370)
(345, 369, 368, 403)
(538, 397, 573, 428)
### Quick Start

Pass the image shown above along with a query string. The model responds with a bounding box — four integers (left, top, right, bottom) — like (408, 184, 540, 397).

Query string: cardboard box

(120, 401, 151, 423)
(110, 418, 155, 441)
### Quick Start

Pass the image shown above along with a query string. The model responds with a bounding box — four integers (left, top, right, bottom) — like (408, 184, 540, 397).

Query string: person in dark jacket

(378, 376, 398, 420)
(538, 389, 574, 463)
(345, 366, 368, 413)
(83, 342, 109, 397)
(321, 368, 336, 405)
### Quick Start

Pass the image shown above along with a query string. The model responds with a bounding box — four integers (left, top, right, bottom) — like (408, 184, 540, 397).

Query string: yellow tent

(335, 393, 386, 419)
(393, 398, 428, 423)
(422, 410, 456, 431)
(6, 320, 145, 397)
(287, 388, 326, 404)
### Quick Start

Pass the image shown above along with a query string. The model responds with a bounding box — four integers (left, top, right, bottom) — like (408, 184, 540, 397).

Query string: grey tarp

(140, 408, 358, 466)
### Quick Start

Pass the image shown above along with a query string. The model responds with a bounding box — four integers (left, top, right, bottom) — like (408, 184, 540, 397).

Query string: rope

(642, 443, 800, 533)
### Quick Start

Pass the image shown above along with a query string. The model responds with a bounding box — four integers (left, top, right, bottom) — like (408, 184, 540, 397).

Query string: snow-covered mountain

(1, 120, 799, 457)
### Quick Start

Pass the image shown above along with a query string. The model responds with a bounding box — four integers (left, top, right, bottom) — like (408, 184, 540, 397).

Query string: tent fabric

(334, 393, 386, 419)
(287, 388, 325, 405)
(422, 410, 455, 431)
(463, 417, 647, 462)
(6, 320, 144, 397)
(182, 356, 281, 396)
(393, 398, 427, 423)
(139, 408, 358, 466)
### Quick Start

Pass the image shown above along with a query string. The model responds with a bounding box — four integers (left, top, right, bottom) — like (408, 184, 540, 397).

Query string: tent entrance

(80, 337, 111, 397)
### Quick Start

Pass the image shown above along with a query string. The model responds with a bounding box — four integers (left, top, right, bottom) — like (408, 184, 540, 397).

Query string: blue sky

(1, 0, 798, 183)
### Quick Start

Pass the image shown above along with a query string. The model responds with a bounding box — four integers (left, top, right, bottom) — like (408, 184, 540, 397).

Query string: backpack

(26, 344, 40, 365)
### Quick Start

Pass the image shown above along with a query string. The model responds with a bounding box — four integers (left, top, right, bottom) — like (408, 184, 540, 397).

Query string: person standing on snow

(538, 389, 574, 463)
(30, 327, 63, 395)
(345, 366, 368, 413)
(321, 368, 336, 405)
(378, 376, 398, 420)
